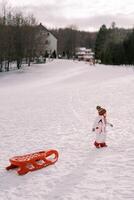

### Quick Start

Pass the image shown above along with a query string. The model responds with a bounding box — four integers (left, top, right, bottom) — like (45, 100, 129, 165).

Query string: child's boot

(100, 143, 107, 147)
(94, 141, 100, 148)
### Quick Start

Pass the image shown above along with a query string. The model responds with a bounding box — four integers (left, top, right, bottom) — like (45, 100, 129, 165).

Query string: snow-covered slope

(0, 60, 134, 200)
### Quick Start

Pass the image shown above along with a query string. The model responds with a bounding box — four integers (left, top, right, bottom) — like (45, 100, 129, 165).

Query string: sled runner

(6, 149, 59, 175)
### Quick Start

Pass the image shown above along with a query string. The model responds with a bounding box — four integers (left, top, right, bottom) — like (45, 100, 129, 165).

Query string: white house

(38, 23, 57, 57)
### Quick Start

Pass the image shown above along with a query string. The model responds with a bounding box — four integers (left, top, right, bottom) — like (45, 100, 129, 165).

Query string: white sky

(1, 0, 134, 31)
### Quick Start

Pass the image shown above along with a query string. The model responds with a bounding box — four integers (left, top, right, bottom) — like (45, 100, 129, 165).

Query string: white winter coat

(92, 115, 107, 143)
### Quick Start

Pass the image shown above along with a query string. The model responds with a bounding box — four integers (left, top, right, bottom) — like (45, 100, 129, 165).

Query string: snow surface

(0, 60, 134, 200)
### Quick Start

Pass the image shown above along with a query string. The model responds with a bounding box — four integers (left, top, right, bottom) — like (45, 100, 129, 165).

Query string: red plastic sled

(6, 149, 59, 175)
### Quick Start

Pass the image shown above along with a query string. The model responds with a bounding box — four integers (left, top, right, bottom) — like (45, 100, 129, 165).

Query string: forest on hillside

(51, 22, 134, 65)
(94, 23, 134, 65)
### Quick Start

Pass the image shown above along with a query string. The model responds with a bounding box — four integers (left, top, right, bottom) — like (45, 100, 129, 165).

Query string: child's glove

(110, 123, 113, 127)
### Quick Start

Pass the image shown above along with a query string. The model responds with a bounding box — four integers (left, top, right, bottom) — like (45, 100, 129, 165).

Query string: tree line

(95, 23, 134, 65)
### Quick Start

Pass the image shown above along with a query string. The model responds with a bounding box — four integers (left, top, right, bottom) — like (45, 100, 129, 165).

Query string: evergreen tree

(124, 29, 134, 64)
(94, 24, 108, 62)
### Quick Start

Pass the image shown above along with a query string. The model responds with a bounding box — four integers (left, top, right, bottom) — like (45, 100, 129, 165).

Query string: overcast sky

(2, 0, 134, 31)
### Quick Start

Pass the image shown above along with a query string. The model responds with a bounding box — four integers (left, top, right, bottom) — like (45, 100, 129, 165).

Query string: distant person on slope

(92, 106, 113, 148)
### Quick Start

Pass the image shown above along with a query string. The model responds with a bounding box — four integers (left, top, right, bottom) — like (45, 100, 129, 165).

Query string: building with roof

(37, 23, 57, 58)
(75, 47, 94, 63)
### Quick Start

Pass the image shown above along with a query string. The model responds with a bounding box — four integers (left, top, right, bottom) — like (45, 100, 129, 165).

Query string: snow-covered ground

(0, 60, 134, 200)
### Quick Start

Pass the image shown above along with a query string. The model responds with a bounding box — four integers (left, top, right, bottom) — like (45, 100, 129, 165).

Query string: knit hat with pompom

(96, 106, 106, 115)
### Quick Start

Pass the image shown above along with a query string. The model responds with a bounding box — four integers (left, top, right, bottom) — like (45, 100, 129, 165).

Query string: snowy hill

(0, 60, 134, 200)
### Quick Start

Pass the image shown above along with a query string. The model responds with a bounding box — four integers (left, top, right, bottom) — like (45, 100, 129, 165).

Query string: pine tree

(94, 24, 108, 62)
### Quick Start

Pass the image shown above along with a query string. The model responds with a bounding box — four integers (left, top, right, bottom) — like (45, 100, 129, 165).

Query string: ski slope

(0, 60, 134, 200)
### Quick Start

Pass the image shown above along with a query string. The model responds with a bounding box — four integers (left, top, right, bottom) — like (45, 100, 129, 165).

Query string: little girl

(92, 106, 113, 148)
